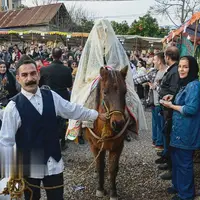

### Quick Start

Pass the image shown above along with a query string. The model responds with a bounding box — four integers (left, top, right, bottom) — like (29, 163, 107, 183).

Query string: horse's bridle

(87, 99, 130, 142)
(102, 100, 124, 120)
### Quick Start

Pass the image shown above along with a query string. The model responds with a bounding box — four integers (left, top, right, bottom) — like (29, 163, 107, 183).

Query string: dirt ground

(44, 110, 200, 200)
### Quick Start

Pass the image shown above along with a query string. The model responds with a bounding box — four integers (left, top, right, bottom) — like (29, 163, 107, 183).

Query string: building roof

(0, 3, 64, 29)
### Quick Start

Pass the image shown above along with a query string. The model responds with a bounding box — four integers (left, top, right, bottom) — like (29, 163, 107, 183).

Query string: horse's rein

(87, 117, 130, 142)
(87, 99, 129, 142)
(102, 100, 124, 120)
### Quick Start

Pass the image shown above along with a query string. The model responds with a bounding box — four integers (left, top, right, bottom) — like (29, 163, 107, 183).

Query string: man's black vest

(12, 89, 61, 175)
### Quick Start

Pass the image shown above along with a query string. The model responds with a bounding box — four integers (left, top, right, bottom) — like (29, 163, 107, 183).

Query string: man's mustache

(25, 81, 37, 86)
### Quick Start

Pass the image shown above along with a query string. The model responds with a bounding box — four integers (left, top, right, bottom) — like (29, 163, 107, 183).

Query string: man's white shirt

(0, 87, 98, 178)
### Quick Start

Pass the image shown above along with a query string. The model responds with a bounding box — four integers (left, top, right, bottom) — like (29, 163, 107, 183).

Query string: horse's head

(99, 66, 128, 133)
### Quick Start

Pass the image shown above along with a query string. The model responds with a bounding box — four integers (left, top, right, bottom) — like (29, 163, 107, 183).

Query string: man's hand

(98, 113, 107, 121)
(148, 82, 153, 89)
(163, 94, 174, 101)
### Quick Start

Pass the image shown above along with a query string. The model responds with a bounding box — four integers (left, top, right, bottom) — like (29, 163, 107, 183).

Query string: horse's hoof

(96, 190, 104, 198)
(96, 190, 107, 197)
(94, 172, 98, 178)
(110, 197, 118, 200)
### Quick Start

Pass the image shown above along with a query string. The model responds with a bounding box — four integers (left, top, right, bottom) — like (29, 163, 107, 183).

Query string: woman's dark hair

(155, 51, 165, 65)
(67, 60, 72, 68)
(138, 58, 146, 68)
(72, 60, 78, 65)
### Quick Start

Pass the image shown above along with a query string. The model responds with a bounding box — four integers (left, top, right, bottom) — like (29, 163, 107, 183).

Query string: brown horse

(85, 66, 132, 200)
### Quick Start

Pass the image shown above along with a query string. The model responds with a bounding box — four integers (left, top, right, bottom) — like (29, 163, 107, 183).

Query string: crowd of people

(0, 44, 82, 102)
(130, 46, 200, 200)
(0, 41, 199, 200)
(0, 44, 108, 200)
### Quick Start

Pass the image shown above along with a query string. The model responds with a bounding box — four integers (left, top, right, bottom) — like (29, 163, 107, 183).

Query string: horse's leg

(91, 144, 106, 197)
(108, 144, 123, 200)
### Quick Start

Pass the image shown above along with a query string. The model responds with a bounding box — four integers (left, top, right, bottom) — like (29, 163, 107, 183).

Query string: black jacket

(39, 60, 72, 101)
(158, 63, 179, 99)
(0, 71, 18, 106)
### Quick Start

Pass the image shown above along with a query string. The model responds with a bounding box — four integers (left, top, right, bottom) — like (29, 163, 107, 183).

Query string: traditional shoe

(78, 136, 85, 145)
(171, 195, 183, 200)
(167, 187, 177, 194)
(158, 163, 169, 170)
(125, 134, 131, 142)
(61, 143, 68, 151)
(155, 145, 164, 151)
(60, 140, 68, 151)
(155, 157, 167, 164)
(160, 171, 172, 180)
(152, 141, 156, 147)
(157, 151, 163, 157)
(171, 195, 179, 200)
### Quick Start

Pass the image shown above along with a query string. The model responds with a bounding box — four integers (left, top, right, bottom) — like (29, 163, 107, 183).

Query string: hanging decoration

(0, 30, 89, 38)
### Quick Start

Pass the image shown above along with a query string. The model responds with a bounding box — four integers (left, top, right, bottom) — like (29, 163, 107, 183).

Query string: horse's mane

(96, 80, 101, 108)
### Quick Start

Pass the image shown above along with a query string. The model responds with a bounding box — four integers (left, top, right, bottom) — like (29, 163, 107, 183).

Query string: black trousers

(24, 173, 64, 200)
(163, 109, 172, 170)
(136, 84, 144, 99)
(57, 117, 67, 145)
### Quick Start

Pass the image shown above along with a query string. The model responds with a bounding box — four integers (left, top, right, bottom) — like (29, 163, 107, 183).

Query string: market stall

(117, 35, 163, 51)
(163, 12, 200, 57)
(0, 30, 89, 48)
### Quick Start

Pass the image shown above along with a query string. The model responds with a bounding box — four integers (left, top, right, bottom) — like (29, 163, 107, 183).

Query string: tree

(79, 17, 94, 32)
(128, 13, 163, 37)
(32, 0, 58, 6)
(157, 26, 171, 38)
(17, 4, 28, 9)
(61, 3, 95, 32)
(150, 0, 200, 26)
(111, 21, 129, 35)
(31, 1, 95, 32)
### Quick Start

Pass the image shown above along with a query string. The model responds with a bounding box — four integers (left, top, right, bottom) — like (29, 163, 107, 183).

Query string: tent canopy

(164, 12, 200, 43)
(0, 30, 163, 51)
(117, 35, 163, 51)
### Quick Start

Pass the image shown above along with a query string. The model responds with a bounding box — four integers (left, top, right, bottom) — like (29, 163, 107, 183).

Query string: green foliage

(111, 21, 129, 35)
(128, 13, 163, 37)
(80, 17, 94, 32)
(157, 26, 170, 38)
(16, 4, 28, 9)
(110, 13, 169, 38)
(73, 12, 169, 37)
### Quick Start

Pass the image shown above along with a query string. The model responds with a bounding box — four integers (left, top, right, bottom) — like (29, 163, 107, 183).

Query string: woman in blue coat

(161, 56, 200, 200)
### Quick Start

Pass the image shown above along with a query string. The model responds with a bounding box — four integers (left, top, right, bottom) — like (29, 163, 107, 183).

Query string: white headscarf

(68, 19, 147, 137)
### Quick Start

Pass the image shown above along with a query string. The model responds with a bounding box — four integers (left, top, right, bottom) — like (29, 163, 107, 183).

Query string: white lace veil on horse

(67, 19, 147, 140)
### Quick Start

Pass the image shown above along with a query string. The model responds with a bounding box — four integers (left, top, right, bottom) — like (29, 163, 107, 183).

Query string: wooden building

(0, 3, 74, 32)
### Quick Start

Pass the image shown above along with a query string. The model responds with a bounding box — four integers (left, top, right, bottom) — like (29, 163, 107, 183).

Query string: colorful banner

(0, 30, 89, 38)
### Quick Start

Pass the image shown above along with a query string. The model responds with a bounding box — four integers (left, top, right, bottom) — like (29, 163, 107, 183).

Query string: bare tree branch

(165, 10, 179, 27)
(150, 0, 200, 25)
(66, 3, 94, 25)
(32, 0, 39, 6)
(32, 0, 58, 6)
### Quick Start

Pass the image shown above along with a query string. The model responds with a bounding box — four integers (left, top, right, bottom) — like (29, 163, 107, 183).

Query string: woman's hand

(163, 94, 174, 101)
(148, 82, 153, 89)
(160, 100, 173, 108)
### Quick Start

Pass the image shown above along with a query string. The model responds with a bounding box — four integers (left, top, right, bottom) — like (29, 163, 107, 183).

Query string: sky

(23, 0, 180, 27)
